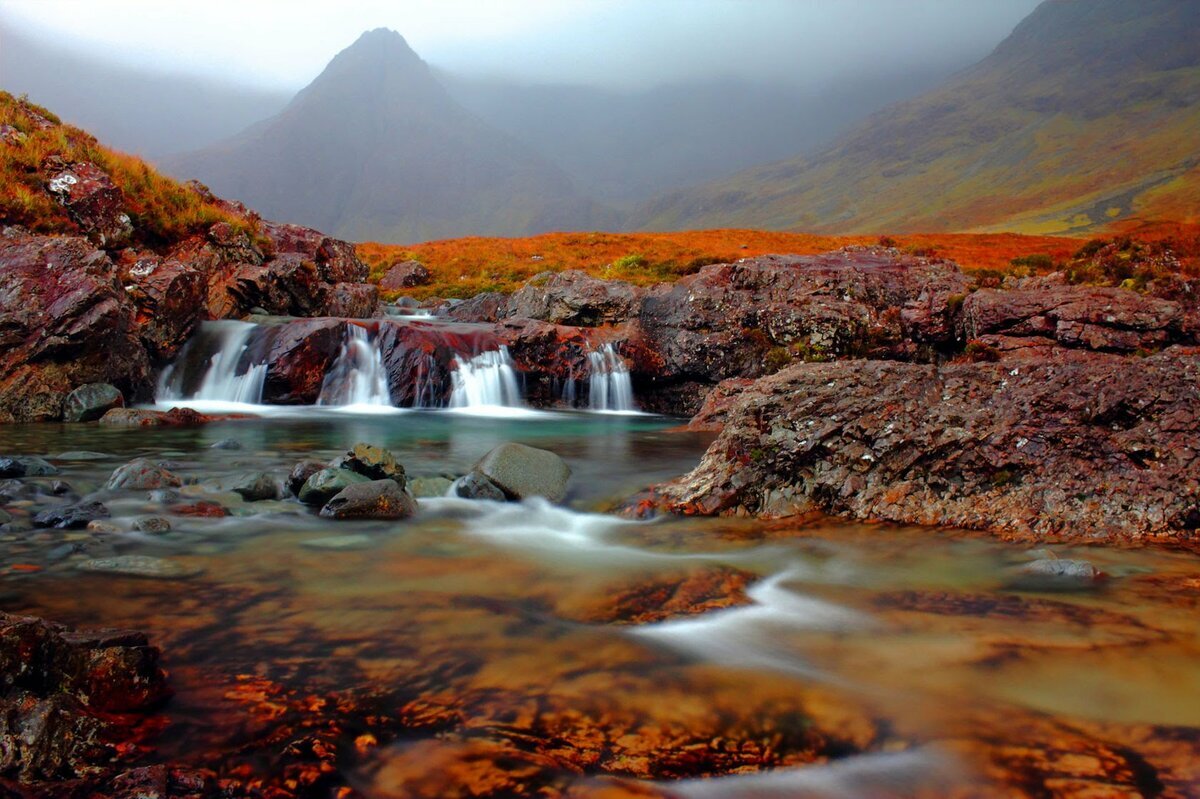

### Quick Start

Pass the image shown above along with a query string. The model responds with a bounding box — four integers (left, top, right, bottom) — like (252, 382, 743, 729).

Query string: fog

(2, 0, 1042, 92)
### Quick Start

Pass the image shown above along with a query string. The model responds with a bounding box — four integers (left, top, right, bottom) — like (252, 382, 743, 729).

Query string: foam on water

(317, 325, 393, 409)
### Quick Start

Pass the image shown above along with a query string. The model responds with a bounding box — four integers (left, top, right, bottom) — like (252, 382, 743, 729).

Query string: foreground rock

(471, 443, 572, 502)
(107, 458, 182, 491)
(62, 382, 124, 422)
(639, 348, 1200, 540)
(319, 479, 417, 520)
(0, 611, 169, 783)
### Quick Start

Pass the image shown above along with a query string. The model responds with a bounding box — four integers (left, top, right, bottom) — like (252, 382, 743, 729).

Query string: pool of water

(2, 410, 1199, 797)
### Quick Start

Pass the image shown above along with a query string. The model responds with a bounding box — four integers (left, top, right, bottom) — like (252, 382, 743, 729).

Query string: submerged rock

(62, 383, 124, 422)
(319, 479, 417, 520)
(298, 468, 370, 507)
(133, 517, 172, 535)
(301, 534, 374, 550)
(16, 456, 59, 477)
(472, 443, 571, 502)
(1008, 558, 1106, 591)
(33, 501, 109, 530)
(107, 459, 182, 491)
(228, 472, 280, 502)
(209, 437, 242, 450)
(76, 555, 203, 579)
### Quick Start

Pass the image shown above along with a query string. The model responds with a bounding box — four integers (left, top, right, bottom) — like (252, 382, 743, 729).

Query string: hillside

(165, 29, 612, 243)
(640, 0, 1200, 235)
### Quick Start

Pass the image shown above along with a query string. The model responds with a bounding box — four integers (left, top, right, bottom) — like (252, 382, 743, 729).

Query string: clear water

(2, 411, 1198, 796)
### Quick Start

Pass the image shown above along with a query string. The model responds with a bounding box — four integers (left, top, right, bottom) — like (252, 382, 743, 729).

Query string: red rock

(961, 285, 1184, 352)
(379, 259, 431, 291)
(0, 229, 151, 422)
(119, 251, 207, 360)
(258, 319, 349, 404)
(644, 347, 1200, 540)
(44, 160, 132, 247)
(169, 501, 229, 518)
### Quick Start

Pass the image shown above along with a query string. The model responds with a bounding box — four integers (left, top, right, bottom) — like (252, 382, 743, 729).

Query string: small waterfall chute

(157, 320, 267, 407)
(449, 347, 525, 413)
(587, 343, 635, 413)
(317, 325, 395, 412)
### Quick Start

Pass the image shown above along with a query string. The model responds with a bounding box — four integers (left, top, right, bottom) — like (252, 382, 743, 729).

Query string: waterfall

(157, 321, 267, 405)
(317, 326, 393, 409)
(449, 347, 524, 409)
(588, 344, 635, 412)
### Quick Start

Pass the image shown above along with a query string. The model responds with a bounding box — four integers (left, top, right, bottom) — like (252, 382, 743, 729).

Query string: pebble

(76, 555, 203, 579)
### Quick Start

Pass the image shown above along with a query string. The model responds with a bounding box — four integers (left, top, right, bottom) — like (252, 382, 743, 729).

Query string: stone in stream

(229, 472, 280, 502)
(301, 534, 374, 550)
(0, 457, 25, 478)
(331, 443, 407, 487)
(147, 488, 182, 504)
(87, 519, 122, 534)
(62, 383, 124, 422)
(133, 517, 171, 534)
(50, 480, 73, 496)
(319, 479, 417, 520)
(1007, 558, 1106, 592)
(288, 459, 328, 497)
(209, 438, 242, 450)
(298, 468, 370, 506)
(53, 451, 111, 461)
(76, 555, 203, 579)
(33, 501, 110, 530)
(106, 458, 182, 491)
(452, 472, 507, 502)
(16, 456, 59, 477)
(471, 443, 571, 502)
(408, 476, 454, 498)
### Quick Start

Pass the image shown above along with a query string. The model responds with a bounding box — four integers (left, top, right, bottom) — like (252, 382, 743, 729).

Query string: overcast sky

(1, 0, 1045, 91)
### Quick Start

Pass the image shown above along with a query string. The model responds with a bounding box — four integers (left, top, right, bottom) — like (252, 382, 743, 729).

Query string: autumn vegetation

(359, 223, 1200, 300)
(0, 90, 252, 248)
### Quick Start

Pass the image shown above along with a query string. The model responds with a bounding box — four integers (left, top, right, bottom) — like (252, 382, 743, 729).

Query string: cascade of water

(317, 326, 392, 408)
(587, 344, 635, 412)
(449, 347, 524, 409)
(157, 321, 267, 404)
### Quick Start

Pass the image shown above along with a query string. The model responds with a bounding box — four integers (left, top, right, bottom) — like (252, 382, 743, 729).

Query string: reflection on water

(2, 412, 1200, 796)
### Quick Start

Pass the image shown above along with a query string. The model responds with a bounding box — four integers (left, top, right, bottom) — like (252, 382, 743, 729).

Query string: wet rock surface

(320, 479, 418, 520)
(641, 348, 1200, 540)
(62, 382, 125, 423)
(472, 443, 572, 502)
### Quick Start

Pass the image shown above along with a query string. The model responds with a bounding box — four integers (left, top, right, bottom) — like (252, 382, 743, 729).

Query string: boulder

(118, 254, 207, 360)
(325, 281, 380, 318)
(331, 443, 406, 486)
(451, 471, 507, 502)
(471, 443, 571, 502)
(641, 348, 1200, 541)
(319, 479, 418, 520)
(288, 459, 328, 497)
(437, 291, 510, 323)
(298, 468, 370, 506)
(259, 318, 348, 404)
(0, 230, 151, 422)
(106, 459, 182, 491)
(228, 472, 279, 502)
(33, 501, 109, 530)
(379, 259, 432, 291)
(508, 269, 642, 326)
(62, 383, 124, 422)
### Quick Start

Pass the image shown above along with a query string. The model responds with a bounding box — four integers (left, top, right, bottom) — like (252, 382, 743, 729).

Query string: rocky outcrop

(961, 284, 1188, 353)
(1, 157, 377, 422)
(44, 159, 132, 248)
(508, 269, 642, 326)
(379, 259, 431, 291)
(638, 347, 1200, 541)
(0, 229, 151, 422)
(0, 611, 169, 784)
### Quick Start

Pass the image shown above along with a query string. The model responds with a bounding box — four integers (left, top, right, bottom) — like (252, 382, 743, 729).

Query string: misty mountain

(442, 65, 960, 203)
(0, 25, 290, 158)
(639, 0, 1200, 234)
(164, 29, 614, 243)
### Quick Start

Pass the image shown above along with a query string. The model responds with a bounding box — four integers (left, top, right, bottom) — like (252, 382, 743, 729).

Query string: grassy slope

(0, 91, 251, 248)
(638, 0, 1200, 236)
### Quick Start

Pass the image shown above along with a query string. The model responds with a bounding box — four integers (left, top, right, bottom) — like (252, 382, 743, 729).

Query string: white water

(157, 320, 267, 405)
(588, 344, 636, 413)
(449, 347, 525, 413)
(317, 326, 394, 412)
(631, 569, 870, 678)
